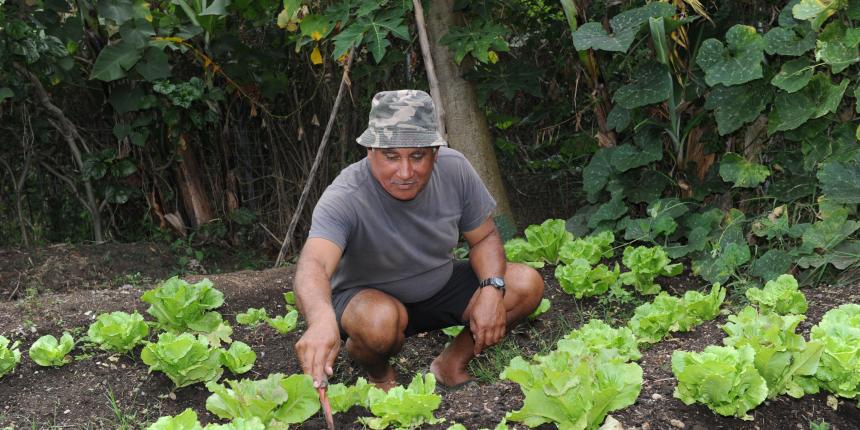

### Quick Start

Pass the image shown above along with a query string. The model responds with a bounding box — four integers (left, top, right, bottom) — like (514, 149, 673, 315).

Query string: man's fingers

(324, 343, 339, 376)
(472, 324, 485, 355)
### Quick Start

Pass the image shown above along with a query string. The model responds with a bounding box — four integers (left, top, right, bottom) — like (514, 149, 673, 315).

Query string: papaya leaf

(764, 27, 816, 56)
(696, 25, 765, 87)
(572, 2, 675, 52)
(705, 80, 771, 135)
(817, 158, 860, 204)
(770, 58, 814, 93)
(90, 41, 143, 82)
(613, 62, 672, 109)
(719, 153, 771, 188)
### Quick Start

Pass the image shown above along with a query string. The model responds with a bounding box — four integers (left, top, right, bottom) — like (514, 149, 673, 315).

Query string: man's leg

(340, 289, 408, 390)
(430, 263, 545, 387)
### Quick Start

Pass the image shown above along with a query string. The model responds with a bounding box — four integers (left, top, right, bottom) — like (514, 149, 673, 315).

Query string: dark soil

(1, 243, 859, 429)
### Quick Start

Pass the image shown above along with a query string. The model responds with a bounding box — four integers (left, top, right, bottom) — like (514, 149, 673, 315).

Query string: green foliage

(140, 332, 223, 388)
(267, 310, 299, 334)
(359, 373, 444, 430)
(672, 345, 768, 420)
(29, 332, 75, 367)
(205, 373, 319, 426)
(696, 25, 765, 87)
(627, 293, 682, 344)
(501, 338, 642, 429)
(440, 20, 509, 64)
(572, 2, 675, 52)
(745, 274, 808, 315)
(619, 245, 682, 295)
(236, 308, 269, 326)
(555, 260, 620, 299)
(719, 153, 771, 188)
(87, 311, 150, 353)
(505, 219, 573, 267)
(327, 377, 375, 413)
(562, 319, 641, 362)
(558, 231, 614, 265)
(0, 336, 21, 379)
(146, 408, 203, 430)
(722, 306, 823, 398)
(141, 277, 231, 344)
(810, 304, 860, 400)
(221, 341, 256, 375)
(528, 298, 551, 320)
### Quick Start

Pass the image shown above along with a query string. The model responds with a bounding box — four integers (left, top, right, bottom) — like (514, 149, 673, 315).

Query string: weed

(809, 420, 830, 430)
(104, 386, 139, 429)
(111, 272, 150, 288)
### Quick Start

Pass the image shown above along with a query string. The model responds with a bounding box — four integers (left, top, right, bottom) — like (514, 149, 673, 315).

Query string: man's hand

(295, 318, 341, 388)
(468, 286, 506, 355)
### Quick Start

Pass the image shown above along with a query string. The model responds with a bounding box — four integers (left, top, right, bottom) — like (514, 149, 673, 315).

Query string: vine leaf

(90, 41, 143, 82)
(817, 157, 860, 204)
(763, 27, 816, 56)
(719, 153, 770, 188)
(770, 57, 814, 93)
(750, 249, 794, 281)
(792, 0, 836, 29)
(613, 62, 672, 109)
(815, 22, 860, 73)
(696, 25, 765, 87)
(583, 148, 613, 202)
(588, 196, 628, 228)
(768, 74, 848, 134)
(705, 80, 772, 135)
(572, 2, 675, 52)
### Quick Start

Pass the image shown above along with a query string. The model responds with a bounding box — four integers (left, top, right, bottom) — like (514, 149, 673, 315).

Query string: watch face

(483, 277, 505, 288)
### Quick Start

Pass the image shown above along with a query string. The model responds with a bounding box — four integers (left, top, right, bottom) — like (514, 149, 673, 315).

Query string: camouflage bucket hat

(357, 90, 447, 148)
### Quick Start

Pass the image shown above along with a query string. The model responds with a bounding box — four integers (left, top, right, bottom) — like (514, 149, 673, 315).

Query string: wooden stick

(274, 50, 354, 267)
(412, 0, 447, 139)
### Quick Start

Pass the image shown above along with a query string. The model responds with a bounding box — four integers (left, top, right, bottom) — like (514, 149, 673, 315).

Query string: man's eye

(411, 154, 424, 160)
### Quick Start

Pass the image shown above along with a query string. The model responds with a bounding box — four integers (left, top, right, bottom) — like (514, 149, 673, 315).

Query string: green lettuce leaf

(745, 274, 808, 315)
(267, 310, 299, 334)
(221, 341, 256, 375)
(236, 308, 269, 326)
(0, 336, 22, 379)
(360, 373, 444, 429)
(555, 261, 620, 299)
(141, 332, 223, 388)
(141, 276, 226, 334)
(562, 319, 641, 362)
(205, 373, 319, 426)
(146, 408, 203, 430)
(810, 303, 860, 400)
(29, 332, 75, 367)
(620, 245, 682, 295)
(87, 311, 149, 353)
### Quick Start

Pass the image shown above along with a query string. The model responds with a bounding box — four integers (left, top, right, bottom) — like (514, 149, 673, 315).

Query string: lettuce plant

(147, 408, 203, 430)
(619, 245, 682, 295)
(501, 339, 642, 429)
(627, 293, 682, 344)
(266, 310, 299, 334)
(283, 291, 296, 306)
(327, 377, 375, 412)
(810, 303, 860, 400)
(562, 319, 641, 362)
(677, 284, 726, 331)
(236, 308, 269, 326)
(141, 332, 223, 388)
(87, 311, 150, 353)
(203, 418, 265, 430)
(723, 306, 823, 398)
(441, 325, 464, 337)
(558, 231, 615, 265)
(0, 336, 22, 378)
(206, 373, 319, 427)
(503, 238, 543, 268)
(505, 219, 574, 267)
(221, 341, 256, 375)
(745, 274, 808, 315)
(360, 373, 444, 429)
(141, 277, 227, 334)
(672, 344, 768, 420)
(528, 298, 551, 320)
(555, 260, 620, 299)
(29, 332, 75, 367)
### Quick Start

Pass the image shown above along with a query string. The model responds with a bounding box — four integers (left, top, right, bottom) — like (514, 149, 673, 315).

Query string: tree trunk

(424, 0, 515, 224)
(176, 139, 213, 228)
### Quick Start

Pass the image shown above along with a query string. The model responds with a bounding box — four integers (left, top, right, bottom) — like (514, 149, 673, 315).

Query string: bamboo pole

(412, 0, 447, 139)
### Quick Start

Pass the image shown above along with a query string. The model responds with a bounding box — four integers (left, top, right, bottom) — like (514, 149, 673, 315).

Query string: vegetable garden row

(1, 219, 859, 429)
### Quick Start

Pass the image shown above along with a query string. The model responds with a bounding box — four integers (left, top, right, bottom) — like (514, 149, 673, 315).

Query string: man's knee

(505, 263, 545, 311)
(341, 290, 407, 354)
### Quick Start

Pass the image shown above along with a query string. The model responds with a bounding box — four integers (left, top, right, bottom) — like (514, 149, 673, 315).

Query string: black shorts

(332, 260, 479, 339)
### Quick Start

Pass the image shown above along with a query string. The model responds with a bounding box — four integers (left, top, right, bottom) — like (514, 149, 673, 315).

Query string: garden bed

(1, 246, 859, 429)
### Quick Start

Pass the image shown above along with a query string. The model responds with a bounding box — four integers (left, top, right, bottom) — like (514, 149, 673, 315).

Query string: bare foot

(430, 356, 473, 388)
(368, 366, 398, 392)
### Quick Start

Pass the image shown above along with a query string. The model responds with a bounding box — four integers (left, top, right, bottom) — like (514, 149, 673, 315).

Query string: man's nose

(396, 159, 413, 179)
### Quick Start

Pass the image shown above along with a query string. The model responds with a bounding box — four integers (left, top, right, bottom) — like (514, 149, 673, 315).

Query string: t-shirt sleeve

(457, 156, 497, 232)
(307, 190, 353, 250)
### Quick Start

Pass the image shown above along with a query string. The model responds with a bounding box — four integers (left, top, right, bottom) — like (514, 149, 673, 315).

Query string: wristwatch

(478, 277, 506, 296)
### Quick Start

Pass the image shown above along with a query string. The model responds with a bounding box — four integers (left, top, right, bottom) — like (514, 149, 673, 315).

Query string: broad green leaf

(588, 197, 627, 229)
(719, 153, 771, 188)
(97, 0, 135, 25)
(705, 80, 771, 135)
(792, 0, 836, 29)
(135, 47, 172, 81)
(763, 27, 816, 56)
(90, 41, 143, 82)
(815, 22, 860, 73)
(607, 105, 630, 132)
(365, 11, 409, 63)
(696, 25, 765, 87)
(801, 209, 860, 252)
(572, 2, 675, 52)
(300, 14, 332, 40)
(768, 89, 816, 134)
(770, 58, 814, 93)
(610, 131, 662, 172)
(119, 18, 155, 49)
(560, 0, 578, 36)
(749, 249, 794, 281)
(809, 73, 850, 118)
(817, 158, 860, 204)
(199, 0, 229, 16)
(0, 87, 13, 103)
(583, 148, 613, 201)
(613, 62, 671, 109)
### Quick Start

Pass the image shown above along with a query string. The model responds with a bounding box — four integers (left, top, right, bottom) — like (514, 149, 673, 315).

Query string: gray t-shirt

(308, 147, 496, 303)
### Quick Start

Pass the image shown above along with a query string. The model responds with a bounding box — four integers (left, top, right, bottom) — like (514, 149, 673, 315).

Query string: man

(293, 89, 544, 391)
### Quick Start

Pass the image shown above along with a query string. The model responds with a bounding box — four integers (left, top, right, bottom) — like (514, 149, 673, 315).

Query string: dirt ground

(1, 244, 859, 429)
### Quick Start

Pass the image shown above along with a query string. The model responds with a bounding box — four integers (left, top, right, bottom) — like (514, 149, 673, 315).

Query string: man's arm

(293, 237, 343, 388)
(463, 216, 507, 354)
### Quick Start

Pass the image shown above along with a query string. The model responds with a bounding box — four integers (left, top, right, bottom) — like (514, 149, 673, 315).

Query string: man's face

(367, 147, 438, 201)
